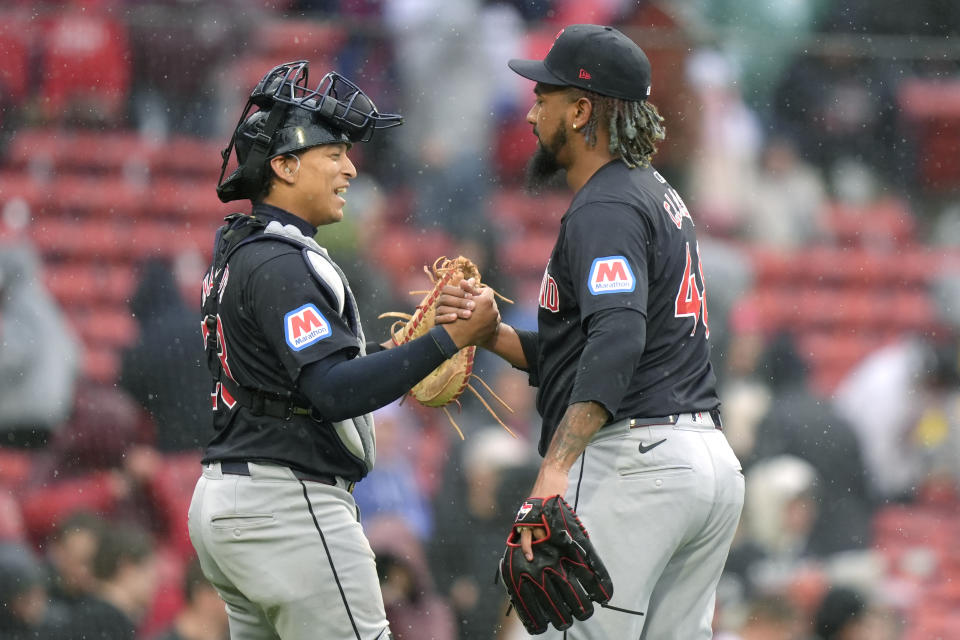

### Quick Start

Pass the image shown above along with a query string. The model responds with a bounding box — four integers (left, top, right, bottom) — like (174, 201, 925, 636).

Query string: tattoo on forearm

(546, 402, 609, 469)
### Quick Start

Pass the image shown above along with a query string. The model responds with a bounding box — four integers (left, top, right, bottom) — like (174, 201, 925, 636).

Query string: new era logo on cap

(579, 68, 592, 80)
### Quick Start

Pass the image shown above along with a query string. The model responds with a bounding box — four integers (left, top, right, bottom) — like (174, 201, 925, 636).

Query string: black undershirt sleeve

(299, 326, 458, 422)
(515, 328, 541, 386)
(568, 307, 647, 418)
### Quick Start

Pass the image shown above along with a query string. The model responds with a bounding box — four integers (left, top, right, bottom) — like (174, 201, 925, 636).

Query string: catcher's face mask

(217, 61, 403, 203)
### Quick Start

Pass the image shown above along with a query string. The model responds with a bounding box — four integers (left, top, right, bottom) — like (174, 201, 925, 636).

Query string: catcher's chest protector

(201, 214, 377, 472)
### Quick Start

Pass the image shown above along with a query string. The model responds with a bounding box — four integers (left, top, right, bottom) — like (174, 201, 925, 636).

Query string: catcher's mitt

(499, 496, 614, 635)
(379, 256, 514, 439)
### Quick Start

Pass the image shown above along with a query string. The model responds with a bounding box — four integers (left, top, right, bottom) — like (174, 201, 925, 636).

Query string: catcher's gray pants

(188, 461, 392, 640)
(540, 412, 744, 640)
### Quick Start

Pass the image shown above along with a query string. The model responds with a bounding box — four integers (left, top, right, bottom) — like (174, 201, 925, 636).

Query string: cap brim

(508, 59, 567, 86)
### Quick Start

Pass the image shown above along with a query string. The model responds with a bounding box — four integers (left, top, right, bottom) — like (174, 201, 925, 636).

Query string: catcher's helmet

(217, 61, 402, 203)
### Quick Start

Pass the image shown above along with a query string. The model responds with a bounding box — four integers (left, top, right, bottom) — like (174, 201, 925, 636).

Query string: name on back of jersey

(588, 256, 636, 295)
(284, 303, 332, 351)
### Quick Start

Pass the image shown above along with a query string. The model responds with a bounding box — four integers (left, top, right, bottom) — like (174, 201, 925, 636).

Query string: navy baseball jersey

(201, 204, 367, 480)
(532, 160, 718, 453)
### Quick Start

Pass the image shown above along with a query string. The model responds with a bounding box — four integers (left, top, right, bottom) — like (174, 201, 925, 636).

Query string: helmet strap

(241, 103, 291, 186)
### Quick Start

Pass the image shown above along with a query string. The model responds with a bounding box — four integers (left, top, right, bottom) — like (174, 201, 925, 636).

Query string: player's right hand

(441, 285, 500, 349)
(436, 278, 483, 323)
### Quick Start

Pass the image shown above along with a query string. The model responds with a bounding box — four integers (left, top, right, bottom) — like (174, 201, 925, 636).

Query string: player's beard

(524, 122, 568, 194)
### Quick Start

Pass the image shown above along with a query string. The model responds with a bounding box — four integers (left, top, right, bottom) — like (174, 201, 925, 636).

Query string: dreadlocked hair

(569, 89, 666, 168)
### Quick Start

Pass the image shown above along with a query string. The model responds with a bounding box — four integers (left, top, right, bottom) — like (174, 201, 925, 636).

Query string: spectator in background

(38, 4, 132, 127)
(713, 304, 773, 462)
(148, 556, 228, 640)
(684, 49, 763, 237)
(748, 333, 873, 554)
(695, 239, 755, 383)
(741, 137, 831, 249)
(126, 2, 246, 139)
(429, 427, 535, 640)
(120, 256, 210, 452)
(430, 426, 536, 640)
(744, 455, 819, 564)
(384, 0, 497, 238)
(45, 512, 106, 611)
(813, 585, 895, 640)
(0, 542, 68, 639)
(19, 384, 188, 557)
(833, 336, 933, 502)
(906, 335, 960, 497)
(352, 402, 434, 540)
(0, 229, 79, 448)
(724, 455, 821, 600)
(68, 522, 158, 640)
(366, 515, 456, 640)
(716, 594, 802, 640)
(772, 43, 901, 188)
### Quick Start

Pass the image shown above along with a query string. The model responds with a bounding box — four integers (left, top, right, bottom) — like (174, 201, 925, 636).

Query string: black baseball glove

(498, 495, 614, 635)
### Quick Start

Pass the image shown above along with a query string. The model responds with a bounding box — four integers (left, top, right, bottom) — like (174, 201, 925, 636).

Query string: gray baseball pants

(188, 461, 392, 640)
(540, 412, 744, 639)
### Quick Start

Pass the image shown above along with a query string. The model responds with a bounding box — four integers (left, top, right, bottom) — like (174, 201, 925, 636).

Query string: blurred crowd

(2, 0, 960, 639)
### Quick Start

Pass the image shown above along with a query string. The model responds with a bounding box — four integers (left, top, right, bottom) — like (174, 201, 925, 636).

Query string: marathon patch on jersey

(588, 256, 636, 295)
(284, 303, 332, 351)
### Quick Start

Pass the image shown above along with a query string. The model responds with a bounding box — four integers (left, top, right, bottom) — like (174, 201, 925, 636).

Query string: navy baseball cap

(508, 24, 652, 102)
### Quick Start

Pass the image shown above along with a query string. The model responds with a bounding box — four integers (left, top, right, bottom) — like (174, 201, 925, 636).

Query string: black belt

(219, 461, 339, 486)
(628, 409, 722, 430)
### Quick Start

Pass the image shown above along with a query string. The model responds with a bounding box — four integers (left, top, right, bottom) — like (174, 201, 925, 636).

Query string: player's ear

(269, 155, 297, 185)
(571, 95, 592, 131)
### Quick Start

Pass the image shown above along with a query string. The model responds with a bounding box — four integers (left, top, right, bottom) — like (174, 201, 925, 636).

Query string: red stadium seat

(128, 220, 214, 259)
(52, 176, 147, 219)
(44, 262, 137, 309)
(0, 10, 34, 106)
(0, 171, 52, 212)
(150, 137, 225, 182)
(826, 198, 916, 248)
(500, 231, 554, 279)
(82, 344, 120, 384)
(494, 119, 538, 187)
(7, 129, 150, 175)
(750, 249, 802, 287)
(369, 227, 457, 288)
(0, 448, 32, 489)
(490, 188, 568, 234)
(30, 219, 133, 261)
(72, 307, 138, 348)
(147, 180, 235, 222)
(890, 290, 938, 331)
(899, 79, 960, 192)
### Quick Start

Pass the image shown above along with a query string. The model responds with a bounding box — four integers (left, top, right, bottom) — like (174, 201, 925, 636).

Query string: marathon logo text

(588, 256, 635, 294)
(284, 303, 332, 351)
